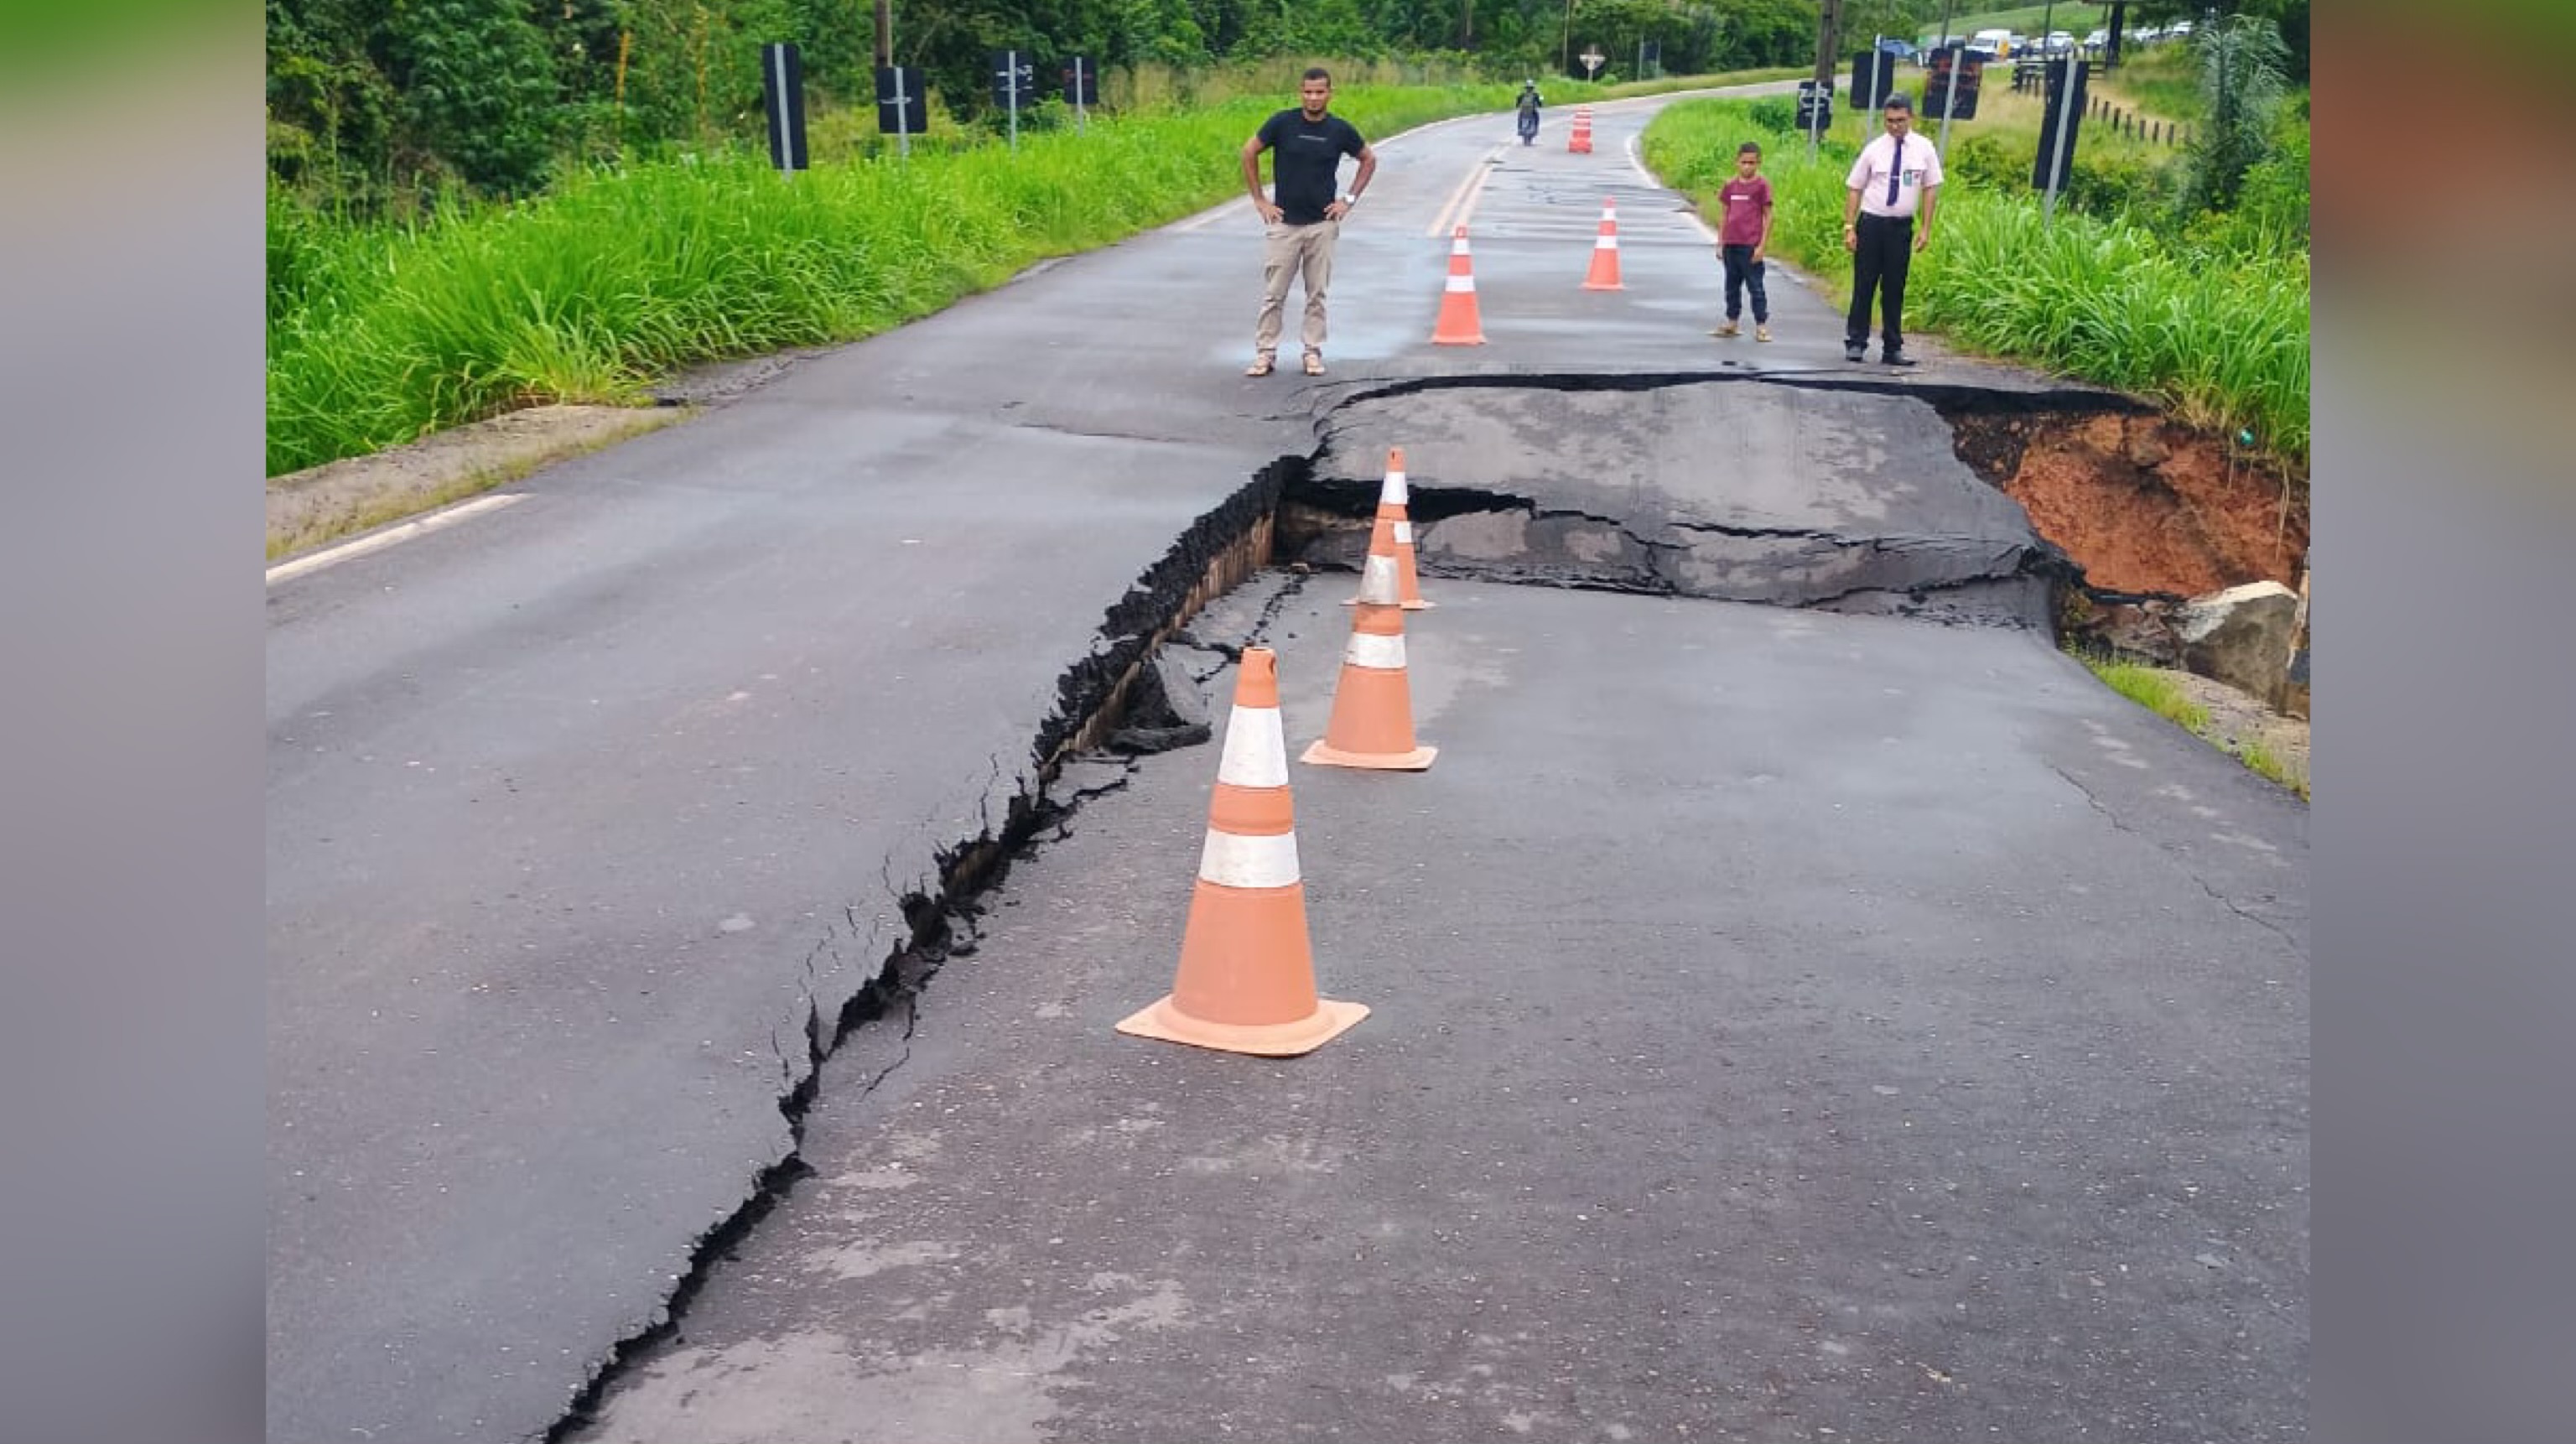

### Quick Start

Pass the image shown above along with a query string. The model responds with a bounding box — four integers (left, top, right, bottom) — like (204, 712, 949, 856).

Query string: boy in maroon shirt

(1712, 142, 1774, 340)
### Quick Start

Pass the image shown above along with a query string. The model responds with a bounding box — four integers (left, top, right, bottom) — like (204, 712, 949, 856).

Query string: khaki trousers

(1254, 219, 1338, 357)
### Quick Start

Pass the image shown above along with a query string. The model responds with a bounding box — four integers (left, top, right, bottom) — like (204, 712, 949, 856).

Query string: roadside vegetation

(267, 83, 1559, 474)
(2074, 652, 2309, 797)
(267, 0, 2306, 480)
(267, 0, 1863, 477)
(1643, 11, 2309, 472)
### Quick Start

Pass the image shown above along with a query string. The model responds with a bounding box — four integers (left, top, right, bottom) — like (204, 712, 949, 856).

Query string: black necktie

(1886, 134, 1902, 207)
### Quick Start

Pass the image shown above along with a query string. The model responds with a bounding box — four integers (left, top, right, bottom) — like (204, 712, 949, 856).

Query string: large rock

(2174, 580, 2299, 702)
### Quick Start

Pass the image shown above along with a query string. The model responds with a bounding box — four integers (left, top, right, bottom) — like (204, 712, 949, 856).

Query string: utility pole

(1811, 0, 1844, 93)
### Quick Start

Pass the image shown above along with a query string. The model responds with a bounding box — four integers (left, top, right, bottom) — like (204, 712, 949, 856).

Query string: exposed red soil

(1953, 412, 2308, 598)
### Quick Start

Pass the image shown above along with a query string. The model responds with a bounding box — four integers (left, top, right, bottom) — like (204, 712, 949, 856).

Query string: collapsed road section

(543, 372, 2152, 1437)
(1291, 376, 2087, 626)
(551, 377, 2309, 1444)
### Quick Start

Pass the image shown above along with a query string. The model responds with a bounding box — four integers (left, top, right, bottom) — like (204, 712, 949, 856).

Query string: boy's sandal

(1302, 353, 1327, 376)
(1244, 354, 1275, 377)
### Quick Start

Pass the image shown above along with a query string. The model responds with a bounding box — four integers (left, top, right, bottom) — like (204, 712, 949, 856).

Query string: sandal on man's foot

(1302, 353, 1327, 376)
(1244, 354, 1275, 377)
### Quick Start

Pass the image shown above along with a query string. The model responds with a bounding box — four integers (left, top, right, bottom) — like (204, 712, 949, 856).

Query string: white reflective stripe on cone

(1199, 828, 1301, 889)
(1392, 520, 1414, 545)
(1344, 631, 1409, 671)
(1597, 237, 1620, 250)
(1446, 274, 1476, 292)
(1381, 470, 1408, 504)
(1216, 706, 1289, 788)
(1358, 553, 1403, 605)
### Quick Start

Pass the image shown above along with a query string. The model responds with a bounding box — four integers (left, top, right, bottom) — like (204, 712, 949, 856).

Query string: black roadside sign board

(761, 43, 808, 171)
(1925, 45, 1983, 120)
(875, 65, 927, 136)
(2032, 58, 2090, 192)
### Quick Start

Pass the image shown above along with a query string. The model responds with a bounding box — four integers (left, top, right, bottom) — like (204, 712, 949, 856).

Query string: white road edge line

(267, 493, 527, 587)
(1624, 129, 1718, 243)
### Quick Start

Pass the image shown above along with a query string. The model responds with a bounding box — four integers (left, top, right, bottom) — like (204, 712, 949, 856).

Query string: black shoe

(1844, 342, 1867, 362)
(1881, 351, 1917, 367)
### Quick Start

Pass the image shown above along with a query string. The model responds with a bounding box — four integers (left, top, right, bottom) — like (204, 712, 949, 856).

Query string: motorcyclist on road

(1515, 81, 1542, 143)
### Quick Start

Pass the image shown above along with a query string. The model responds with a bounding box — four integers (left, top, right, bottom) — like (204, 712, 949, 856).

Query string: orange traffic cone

(1116, 647, 1368, 1057)
(1568, 106, 1594, 154)
(1581, 196, 1624, 291)
(1303, 551, 1438, 771)
(1431, 226, 1486, 346)
(1343, 446, 1432, 610)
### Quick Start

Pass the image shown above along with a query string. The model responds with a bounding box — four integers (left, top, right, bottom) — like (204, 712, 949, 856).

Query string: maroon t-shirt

(1717, 174, 1773, 247)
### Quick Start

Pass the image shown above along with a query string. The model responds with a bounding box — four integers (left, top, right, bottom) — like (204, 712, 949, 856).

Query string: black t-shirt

(1256, 109, 1365, 226)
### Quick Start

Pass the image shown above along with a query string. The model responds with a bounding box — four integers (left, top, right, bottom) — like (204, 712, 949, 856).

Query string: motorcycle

(1516, 106, 1539, 145)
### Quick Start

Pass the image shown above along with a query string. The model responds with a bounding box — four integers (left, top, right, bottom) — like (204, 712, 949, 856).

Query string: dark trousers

(1846, 212, 1915, 354)
(1721, 244, 1768, 323)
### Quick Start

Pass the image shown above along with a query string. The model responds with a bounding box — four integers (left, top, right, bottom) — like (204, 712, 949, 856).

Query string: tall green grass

(267, 81, 1568, 476)
(1643, 98, 2308, 468)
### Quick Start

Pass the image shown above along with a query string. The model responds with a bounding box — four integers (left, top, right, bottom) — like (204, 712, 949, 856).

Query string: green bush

(2064, 149, 2174, 225)
(1945, 133, 2018, 192)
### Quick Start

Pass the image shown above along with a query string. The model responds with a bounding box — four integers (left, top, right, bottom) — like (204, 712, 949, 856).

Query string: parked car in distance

(2044, 31, 2075, 55)
(2082, 28, 2109, 55)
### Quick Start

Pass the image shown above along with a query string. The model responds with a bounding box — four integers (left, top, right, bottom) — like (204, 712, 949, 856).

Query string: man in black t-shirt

(1239, 66, 1376, 377)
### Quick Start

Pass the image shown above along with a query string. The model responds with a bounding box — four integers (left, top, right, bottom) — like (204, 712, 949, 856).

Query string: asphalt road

(568, 577, 2308, 1444)
(267, 84, 2306, 1443)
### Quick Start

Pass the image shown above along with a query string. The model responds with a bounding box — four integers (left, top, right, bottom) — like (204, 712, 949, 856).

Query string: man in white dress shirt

(1841, 91, 1942, 366)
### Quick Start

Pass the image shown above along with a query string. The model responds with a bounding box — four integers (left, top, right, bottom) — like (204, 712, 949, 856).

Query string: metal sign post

(990, 49, 1033, 153)
(875, 65, 924, 160)
(1063, 56, 1093, 134)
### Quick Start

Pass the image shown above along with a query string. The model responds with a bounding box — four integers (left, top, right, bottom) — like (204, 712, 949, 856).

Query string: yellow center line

(1425, 146, 1504, 239)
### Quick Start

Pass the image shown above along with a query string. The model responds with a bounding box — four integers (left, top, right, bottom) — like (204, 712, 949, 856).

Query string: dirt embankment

(1950, 410, 2307, 599)
(1948, 408, 2310, 793)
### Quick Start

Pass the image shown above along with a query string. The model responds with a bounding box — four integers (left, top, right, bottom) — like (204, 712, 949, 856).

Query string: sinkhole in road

(1275, 375, 2305, 644)
(544, 377, 2308, 1440)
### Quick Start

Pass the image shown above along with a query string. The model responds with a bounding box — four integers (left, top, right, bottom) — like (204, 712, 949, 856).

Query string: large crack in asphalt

(541, 458, 1299, 1441)
(543, 374, 2112, 1439)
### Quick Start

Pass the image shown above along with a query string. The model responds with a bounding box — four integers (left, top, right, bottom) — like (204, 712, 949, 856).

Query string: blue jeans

(1721, 245, 1768, 323)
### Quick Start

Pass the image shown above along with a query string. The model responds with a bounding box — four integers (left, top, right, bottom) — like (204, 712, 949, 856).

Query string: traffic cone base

(1301, 737, 1437, 771)
(1301, 660, 1437, 769)
(1116, 993, 1369, 1057)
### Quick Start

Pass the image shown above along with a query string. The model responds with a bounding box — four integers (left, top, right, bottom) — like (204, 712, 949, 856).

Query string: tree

(2180, 12, 2289, 215)
(383, 0, 560, 194)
